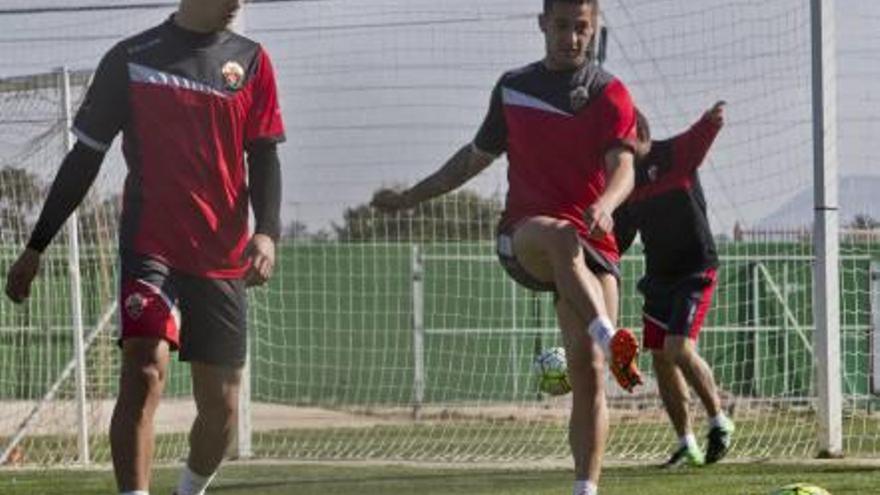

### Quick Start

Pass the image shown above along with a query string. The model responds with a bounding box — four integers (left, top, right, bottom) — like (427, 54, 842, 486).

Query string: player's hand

(585, 201, 614, 240)
(5, 248, 41, 304)
(371, 188, 414, 213)
(244, 233, 275, 287)
(705, 100, 726, 127)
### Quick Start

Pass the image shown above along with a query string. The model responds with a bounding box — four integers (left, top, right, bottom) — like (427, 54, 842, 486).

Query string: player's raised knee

(544, 222, 581, 258)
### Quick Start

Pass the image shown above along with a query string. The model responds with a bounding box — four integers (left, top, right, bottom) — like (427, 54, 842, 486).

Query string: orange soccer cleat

(609, 328, 643, 392)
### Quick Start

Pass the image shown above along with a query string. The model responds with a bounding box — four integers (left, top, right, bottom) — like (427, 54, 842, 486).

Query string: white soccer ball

(769, 484, 831, 495)
(533, 347, 572, 396)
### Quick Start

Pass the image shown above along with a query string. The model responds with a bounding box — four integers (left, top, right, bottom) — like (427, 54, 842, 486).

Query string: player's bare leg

(664, 337, 720, 417)
(652, 349, 691, 437)
(512, 217, 641, 390)
(664, 336, 733, 463)
(175, 362, 242, 494)
(111, 338, 170, 492)
(652, 347, 704, 467)
(513, 217, 606, 323)
(558, 297, 607, 489)
(596, 273, 618, 327)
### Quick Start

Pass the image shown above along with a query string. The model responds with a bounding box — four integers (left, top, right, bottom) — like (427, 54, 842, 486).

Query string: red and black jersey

(614, 116, 721, 278)
(473, 61, 637, 263)
(73, 17, 285, 279)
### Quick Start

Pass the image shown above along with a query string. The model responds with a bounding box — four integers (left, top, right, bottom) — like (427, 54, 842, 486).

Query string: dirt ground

(1, 393, 676, 438)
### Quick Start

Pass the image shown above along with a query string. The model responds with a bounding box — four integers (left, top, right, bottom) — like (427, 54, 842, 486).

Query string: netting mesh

(0, 0, 878, 467)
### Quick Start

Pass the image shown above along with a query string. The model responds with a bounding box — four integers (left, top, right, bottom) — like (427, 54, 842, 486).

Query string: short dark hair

(635, 108, 651, 144)
(543, 0, 597, 14)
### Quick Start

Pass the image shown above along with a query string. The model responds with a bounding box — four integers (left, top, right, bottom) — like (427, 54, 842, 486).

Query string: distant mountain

(757, 175, 880, 229)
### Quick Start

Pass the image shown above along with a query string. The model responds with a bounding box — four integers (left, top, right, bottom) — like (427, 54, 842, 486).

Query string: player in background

(372, 1, 641, 493)
(4, 1, 285, 494)
(614, 101, 735, 468)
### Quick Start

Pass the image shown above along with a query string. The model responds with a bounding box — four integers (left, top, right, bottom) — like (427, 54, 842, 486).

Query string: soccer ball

(769, 483, 831, 495)
(533, 347, 572, 396)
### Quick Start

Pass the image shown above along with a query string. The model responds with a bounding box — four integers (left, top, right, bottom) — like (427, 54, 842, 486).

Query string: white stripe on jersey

(501, 87, 572, 117)
(128, 63, 228, 98)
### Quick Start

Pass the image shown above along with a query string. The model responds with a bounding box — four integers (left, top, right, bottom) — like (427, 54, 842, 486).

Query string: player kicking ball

(614, 101, 735, 468)
(373, 2, 642, 493)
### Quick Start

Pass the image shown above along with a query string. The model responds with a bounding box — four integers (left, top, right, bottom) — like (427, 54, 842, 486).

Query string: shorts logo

(125, 293, 147, 320)
(221, 61, 245, 91)
(570, 86, 590, 112)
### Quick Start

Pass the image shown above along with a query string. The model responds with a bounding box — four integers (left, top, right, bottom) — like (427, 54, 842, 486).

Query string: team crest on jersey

(570, 86, 590, 112)
(647, 165, 660, 182)
(125, 293, 147, 320)
(221, 61, 245, 91)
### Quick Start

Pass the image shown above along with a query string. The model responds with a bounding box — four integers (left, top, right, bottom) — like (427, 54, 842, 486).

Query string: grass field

(9, 411, 880, 465)
(1, 461, 878, 494)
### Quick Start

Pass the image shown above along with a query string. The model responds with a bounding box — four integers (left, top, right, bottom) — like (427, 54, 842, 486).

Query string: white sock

(587, 316, 615, 357)
(120, 491, 149, 495)
(680, 433, 698, 449)
(175, 466, 216, 495)
(573, 479, 599, 495)
(709, 412, 730, 429)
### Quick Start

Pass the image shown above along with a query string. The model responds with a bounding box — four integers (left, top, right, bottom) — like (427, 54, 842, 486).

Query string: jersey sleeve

(671, 115, 722, 174)
(72, 44, 129, 153)
(600, 79, 637, 154)
(472, 80, 507, 156)
(245, 47, 286, 149)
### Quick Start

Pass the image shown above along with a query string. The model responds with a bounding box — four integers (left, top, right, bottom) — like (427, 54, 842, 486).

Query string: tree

(284, 220, 310, 240)
(850, 214, 879, 230)
(334, 189, 502, 242)
(283, 220, 334, 242)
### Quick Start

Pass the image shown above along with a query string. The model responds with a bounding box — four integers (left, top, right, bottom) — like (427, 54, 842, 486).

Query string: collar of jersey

(164, 15, 229, 48)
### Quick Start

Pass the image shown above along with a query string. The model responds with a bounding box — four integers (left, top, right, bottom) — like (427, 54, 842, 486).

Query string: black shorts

(639, 268, 718, 351)
(119, 252, 247, 367)
(495, 225, 620, 293)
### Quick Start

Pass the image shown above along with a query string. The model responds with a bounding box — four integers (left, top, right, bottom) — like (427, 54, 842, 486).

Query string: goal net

(0, 0, 878, 467)
(0, 69, 121, 465)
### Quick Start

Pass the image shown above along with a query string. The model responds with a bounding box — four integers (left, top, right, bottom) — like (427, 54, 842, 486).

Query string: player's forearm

(26, 142, 104, 253)
(247, 142, 282, 241)
(402, 144, 493, 206)
(599, 148, 635, 211)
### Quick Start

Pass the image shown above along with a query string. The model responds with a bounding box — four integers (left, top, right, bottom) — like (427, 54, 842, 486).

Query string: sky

(0, 0, 878, 237)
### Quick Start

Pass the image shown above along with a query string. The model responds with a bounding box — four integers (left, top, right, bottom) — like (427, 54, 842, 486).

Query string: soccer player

(371, 1, 641, 493)
(4, 1, 285, 494)
(614, 101, 735, 468)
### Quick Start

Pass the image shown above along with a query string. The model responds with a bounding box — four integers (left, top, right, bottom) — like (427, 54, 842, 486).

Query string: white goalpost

(810, 0, 842, 458)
